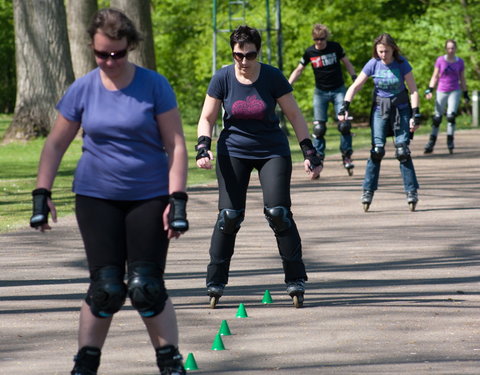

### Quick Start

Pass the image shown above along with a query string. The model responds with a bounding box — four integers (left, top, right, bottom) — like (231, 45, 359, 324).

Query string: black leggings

(206, 155, 308, 285)
(75, 195, 170, 278)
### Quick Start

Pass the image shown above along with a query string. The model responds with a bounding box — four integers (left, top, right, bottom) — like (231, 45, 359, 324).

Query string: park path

(1, 130, 480, 374)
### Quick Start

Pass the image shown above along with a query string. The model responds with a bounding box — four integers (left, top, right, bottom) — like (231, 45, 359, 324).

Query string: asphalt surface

(1, 129, 480, 374)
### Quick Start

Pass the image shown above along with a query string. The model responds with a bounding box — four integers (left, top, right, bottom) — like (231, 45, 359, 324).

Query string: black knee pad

(370, 146, 385, 162)
(217, 208, 244, 235)
(127, 262, 167, 318)
(87, 266, 127, 318)
(337, 120, 351, 135)
(446, 112, 456, 124)
(432, 115, 442, 127)
(264, 206, 292, 234)
(312, 121, 327, 139)
(395, 143, 411, 163)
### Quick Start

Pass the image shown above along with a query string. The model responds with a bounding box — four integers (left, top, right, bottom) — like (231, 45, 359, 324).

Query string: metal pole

(212, 0, 217, 75)
(265, 0, 272, 65)
(275, 0, 283, 72)
(472, 90, 479, 127)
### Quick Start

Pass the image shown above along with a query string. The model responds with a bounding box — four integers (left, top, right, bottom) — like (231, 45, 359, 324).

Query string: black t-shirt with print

(207, 63, 292, 159)
(300, 41, 346, 91)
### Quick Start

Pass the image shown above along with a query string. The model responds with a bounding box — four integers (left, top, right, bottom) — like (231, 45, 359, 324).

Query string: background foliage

(0, 0, 479, 125)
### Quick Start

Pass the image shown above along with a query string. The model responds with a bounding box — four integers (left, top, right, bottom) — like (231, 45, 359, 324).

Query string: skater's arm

(338, 72, 368, 121)
(277, 92, 322, 179)
(34, 113, 80, 231)
(425, 67, 440, 100)
(288, 63, 305, 85)
(405, 71, 420, 132)
(459, 69, 468, 92)
(196, 94, 221, 170)
(341, 56, 357, 80)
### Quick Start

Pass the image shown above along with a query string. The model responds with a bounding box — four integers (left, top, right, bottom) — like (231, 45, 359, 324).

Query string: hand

(30, 188, 57, 232)
(409, 118, 420, 133)
(337, 111, 348, 122)
(425, 92, 433, 100)
(196, 150, 214, 169)
(304, 159, 322, 180)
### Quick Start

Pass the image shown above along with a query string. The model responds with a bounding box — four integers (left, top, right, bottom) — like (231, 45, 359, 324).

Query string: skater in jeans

(196, 25, 322, 308)
(424, 39, 469, 154)
(30, 9, 188, 375)
(288, 23, 357, 175)
(338, 33, 421, 212)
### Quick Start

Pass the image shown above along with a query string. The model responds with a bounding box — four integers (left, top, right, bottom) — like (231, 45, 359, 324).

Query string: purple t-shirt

(435, 55, 464, 92)
(57, 66, 177, 200)
(207, 63, 292, 158)
(362, 57, 412, 98)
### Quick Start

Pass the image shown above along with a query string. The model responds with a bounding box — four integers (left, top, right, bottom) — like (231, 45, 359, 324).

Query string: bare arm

(341, 56, 356, 78)
(196, 94, 222, 169)
(34, 113, 80, 230)
(288, 63, 306, 85)
(405, 71, 420, 132)
(459, 69, 467, 92)
(425, 66, 440, 100)
(156, 107, 188, 194)
(405, 71, 419, 109)
(277, 92, 321, 179)
(36, 113, 80, 190)
(337, 72, 369, 121)
(156, 107, 188, 238)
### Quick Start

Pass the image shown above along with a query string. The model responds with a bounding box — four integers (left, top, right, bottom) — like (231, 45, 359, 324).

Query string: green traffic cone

(184, 352, 199, 370)
(219, 319, 232, 336)
(262, 289, 273, 304)
(211, 333, 225, 350)
(235, 303, 248, 318)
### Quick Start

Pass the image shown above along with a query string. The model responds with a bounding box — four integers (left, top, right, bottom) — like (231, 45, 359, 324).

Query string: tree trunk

(110, 0, 156, 70)
(460, 0, 480, 80)
(67, 0, 97, 79)
(6, 0, 74, 140)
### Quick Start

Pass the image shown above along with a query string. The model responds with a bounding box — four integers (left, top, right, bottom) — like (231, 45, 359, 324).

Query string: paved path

(1, 130, 480, 374)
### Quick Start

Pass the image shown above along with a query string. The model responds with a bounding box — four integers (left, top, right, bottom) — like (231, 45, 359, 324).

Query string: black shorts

(75, 194, 170, 277)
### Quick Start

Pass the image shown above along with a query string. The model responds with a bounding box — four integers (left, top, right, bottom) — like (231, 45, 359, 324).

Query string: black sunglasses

(232, 51, 258, 61)
(313, 37, 326, 41)
(93, 49, 128, 60)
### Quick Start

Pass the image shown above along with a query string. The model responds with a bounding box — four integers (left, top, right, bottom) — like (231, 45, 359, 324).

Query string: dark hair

(87, 8, 142, 50)
(230, 25, 262, 52)
(445, 39, 457, 49)
(372, 33, 403, 63)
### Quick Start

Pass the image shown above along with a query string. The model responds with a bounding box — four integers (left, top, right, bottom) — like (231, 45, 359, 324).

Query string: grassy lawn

(0, 112, 475, 233)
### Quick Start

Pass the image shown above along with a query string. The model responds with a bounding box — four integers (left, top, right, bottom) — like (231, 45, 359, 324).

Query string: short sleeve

(153, 73, 177, 115)
(56, 79, 85, 122)
(207, 68, 227, 100)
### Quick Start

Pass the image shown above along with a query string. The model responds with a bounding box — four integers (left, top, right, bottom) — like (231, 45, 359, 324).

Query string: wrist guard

(463, 91, 470, 101)
(412, 108, 421, 126)
(168, 192, 189, 232)
(424, 87, 433, 95)
(299, 138, 323, 170)
(30, 188, 51, 228)
(338, 101, 350, 116)
(195, 136, 211, 161)
(351, 74, 358, 82)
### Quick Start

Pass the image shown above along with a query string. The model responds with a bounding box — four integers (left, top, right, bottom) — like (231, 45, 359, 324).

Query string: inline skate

(156, 345, 186, 375)
(361, 190, 374, 212)
(406, 190, 418, 212)
(286, 279, 305, 308)
(207, 283, 224, 309)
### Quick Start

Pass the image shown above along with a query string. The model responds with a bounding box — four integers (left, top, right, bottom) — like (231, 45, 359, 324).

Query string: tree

(110, 0, 156, 70)
(67, 0, 98, 79)
(0, 0, 15, 113)
(6, 0, 74, 140)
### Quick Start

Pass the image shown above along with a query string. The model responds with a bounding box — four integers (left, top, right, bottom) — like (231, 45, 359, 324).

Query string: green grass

(0, 112, 475, 233)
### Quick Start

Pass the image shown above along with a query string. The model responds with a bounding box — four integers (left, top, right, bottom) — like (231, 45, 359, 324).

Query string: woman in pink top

(424, 39, 469, 154)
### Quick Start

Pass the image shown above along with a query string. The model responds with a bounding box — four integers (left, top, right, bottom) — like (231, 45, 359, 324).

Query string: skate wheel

(409, 202, 417, 212)
(292, 294, 304, 308)
(363, 203, 370, 212)
(449, 148, 453, 154)
(209, 296, 218, 309)
(347, 168, 354, 176)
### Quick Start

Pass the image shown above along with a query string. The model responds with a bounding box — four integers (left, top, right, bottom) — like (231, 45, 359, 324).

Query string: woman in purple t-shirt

(424, 39, 469, 154)
(338, 33, 421, 212)
(30, 9, 188, 375)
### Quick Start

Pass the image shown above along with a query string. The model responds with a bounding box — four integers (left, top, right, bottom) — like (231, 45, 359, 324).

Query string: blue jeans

(363, 106, 419, 193)
(312, 85, 352, 157)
